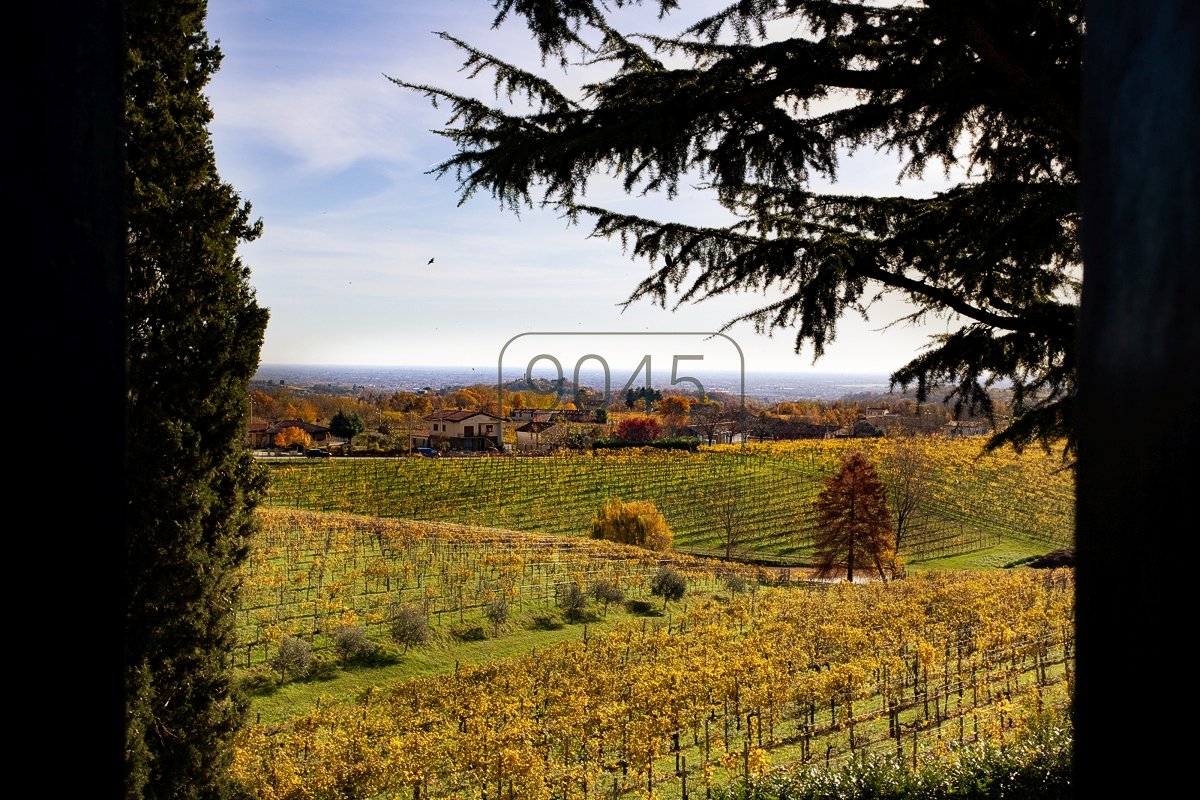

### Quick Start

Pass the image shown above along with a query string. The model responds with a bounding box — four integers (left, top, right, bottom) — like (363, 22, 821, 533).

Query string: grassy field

(245, 603, 635, 727)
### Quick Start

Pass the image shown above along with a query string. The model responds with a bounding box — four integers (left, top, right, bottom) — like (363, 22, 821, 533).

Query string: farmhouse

(681, 420, 741, 445)
(246, 422, 271, 448)
(515, 420, 560, 451)
(944, 420, 993, 438)
(410, 409, 503, 452)
(509, 407, 598, 424)
(832, 417, 885, 439)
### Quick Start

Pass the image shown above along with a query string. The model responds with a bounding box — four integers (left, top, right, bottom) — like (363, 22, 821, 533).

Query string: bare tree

(691, 400, 736, 445)
(879, 438, 934, 573)
(707, 484, 746, 560)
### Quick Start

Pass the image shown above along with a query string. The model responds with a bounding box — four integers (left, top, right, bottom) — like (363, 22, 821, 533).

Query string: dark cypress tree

(394, 0, 1082, 455)
(330, 408, 366, 440)
(124, 1, 269, 797)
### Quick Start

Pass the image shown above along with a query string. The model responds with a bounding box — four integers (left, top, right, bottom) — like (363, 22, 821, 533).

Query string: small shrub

(650, 566, 687, 609)
(623, 599, 658, 616)
(332, 625, 374, 663)
(1028, 549, 1075, 568)
(557, 582, 588, 620)
(530, 614, 564, 631)
(451, 624, 487, 642)
(615, 415, 661, 442)
(362, 641, 402, 667)
(389, 604, 431, 652)
(590, 578, 625, 616)
(724, 573, 749, 595)
(270, 636, 313, 681)
(485, 595, 510, 634)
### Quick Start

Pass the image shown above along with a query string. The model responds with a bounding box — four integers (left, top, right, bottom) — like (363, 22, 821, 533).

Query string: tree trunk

(1077, 4, 1199, 795)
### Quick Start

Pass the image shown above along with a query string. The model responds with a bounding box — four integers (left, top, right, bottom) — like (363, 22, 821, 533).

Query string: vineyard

(232, 538, 1075, 800)
(262, 437, 1075, 564)
(236, 440, 1076, 799)
(236, 508, 753, 669)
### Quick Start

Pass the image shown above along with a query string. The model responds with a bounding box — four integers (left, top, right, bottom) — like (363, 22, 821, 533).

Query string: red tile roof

(268, 419, 330, 434)
(424, 409, 502, 422)
(516, 421, 558, 433)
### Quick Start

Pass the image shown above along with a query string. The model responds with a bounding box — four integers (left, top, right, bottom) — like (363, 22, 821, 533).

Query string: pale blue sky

(205, 1, 964, 376)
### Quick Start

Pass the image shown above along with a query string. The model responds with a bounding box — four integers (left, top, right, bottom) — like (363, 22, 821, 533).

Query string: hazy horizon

(252, 362, 906, 403)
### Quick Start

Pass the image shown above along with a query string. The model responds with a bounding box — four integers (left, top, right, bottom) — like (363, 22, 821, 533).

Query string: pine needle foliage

(393, 0, 1083, 457)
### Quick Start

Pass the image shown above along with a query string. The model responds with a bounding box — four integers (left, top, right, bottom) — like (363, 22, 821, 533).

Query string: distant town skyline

(250, 363, 901, 404)
(207, 1, 966, 375)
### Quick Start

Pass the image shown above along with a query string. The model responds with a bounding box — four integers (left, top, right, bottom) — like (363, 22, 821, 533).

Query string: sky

(205, 0, 966, 378)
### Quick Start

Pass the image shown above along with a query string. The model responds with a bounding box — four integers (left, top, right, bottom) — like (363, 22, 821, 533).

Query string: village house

(681, 420, 742, 445)
(410, 409, 503, 452)
(508, 407, 598, 424)
(515, 420, 560, 451)
(833, 417, 885, 439)
(507, 408, 543, 423)
(944, 420, 993, 438)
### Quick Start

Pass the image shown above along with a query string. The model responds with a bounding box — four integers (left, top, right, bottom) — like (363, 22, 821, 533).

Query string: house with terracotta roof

(515, 420, 561, 451)
(246, 421, 272, 448)
(509, 407, 597, 424)
(410, 409, 503, 452)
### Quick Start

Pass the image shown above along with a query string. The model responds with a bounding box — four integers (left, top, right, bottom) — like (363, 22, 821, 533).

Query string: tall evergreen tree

(330, 408, 366, 440)
(124, 1, 269, 797)
(395, 0, 1082, 454)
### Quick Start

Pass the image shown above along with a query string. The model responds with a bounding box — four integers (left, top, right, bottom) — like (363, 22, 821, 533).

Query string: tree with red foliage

(812, 452, 895, 582)
(616, 415, 661, 443)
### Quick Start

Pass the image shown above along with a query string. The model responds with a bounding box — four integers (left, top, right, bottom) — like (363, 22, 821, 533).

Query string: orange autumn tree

(659, 395, 692, 436)
(811, 452, 895, 583)
(273, 426, 312, 451)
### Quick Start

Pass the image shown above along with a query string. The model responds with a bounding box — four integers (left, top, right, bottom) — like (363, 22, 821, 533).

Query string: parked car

(305, 449, 333, 458)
